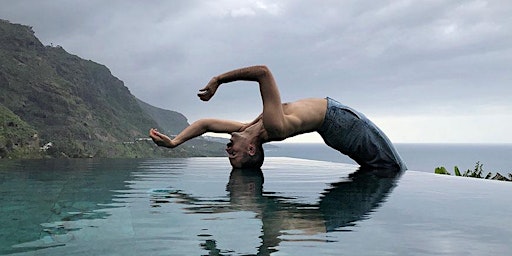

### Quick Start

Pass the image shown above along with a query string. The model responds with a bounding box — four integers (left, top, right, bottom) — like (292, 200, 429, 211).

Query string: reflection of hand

(198, 77, 220, 101)
(149, 128, 175, 148)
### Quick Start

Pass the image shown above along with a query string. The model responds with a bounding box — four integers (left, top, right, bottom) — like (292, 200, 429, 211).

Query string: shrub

(434, 161, 511, 182)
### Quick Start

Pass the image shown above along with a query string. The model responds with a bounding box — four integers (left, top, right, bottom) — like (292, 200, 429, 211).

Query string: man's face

(226, 132, 249, 168)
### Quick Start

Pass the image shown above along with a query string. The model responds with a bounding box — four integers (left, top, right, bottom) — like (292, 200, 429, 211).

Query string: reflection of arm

(150, 119, 243, 148)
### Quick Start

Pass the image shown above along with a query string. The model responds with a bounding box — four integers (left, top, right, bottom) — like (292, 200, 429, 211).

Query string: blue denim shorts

(318, 97, 406, 171)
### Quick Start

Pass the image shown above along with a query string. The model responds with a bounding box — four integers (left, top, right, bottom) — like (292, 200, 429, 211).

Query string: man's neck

(243, 120, 268, 143)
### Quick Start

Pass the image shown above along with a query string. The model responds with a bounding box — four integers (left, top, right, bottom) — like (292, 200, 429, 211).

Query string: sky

(1, 0, 511, 143)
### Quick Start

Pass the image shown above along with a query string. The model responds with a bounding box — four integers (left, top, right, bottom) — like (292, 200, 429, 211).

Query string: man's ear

(248, 144, 256, 156)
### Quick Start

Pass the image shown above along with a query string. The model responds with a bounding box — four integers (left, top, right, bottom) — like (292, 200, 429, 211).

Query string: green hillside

(0, 19, 225, 159)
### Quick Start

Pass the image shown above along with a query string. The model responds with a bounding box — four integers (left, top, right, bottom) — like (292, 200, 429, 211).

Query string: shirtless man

(149, 65, 406, 171)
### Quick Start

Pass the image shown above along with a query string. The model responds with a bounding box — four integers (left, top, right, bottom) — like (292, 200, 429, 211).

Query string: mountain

(136, 99, 188, 135)
(0, 19, 225, 159)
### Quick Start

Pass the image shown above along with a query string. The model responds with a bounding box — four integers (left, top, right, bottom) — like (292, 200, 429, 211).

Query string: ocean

(265, 143, 512, 174)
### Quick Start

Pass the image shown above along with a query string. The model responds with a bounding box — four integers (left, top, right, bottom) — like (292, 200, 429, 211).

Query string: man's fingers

(149, 128, 158, 137)
(149, 129, 164, 141)
(197, 92, 212, 101)
(198, 88, 209, 95)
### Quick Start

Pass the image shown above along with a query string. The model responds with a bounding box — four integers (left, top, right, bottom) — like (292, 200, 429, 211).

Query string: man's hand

(198, 76, 219, 101)
(149, 128, 175, 148)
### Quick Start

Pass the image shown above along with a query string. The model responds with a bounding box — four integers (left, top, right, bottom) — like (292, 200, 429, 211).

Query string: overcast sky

(1, 0, 511, 143)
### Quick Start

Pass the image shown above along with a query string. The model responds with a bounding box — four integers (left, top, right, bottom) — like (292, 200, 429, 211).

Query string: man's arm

(198, 65, 288, 138)
(239, 113, 262, 131)
(149, 119, 244, 148)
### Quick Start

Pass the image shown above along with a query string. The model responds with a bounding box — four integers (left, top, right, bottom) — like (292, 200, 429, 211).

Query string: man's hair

(240, 143, 264, 169)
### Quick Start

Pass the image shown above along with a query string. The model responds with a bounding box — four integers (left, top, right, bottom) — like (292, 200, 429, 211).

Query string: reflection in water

(154, 167, 402, 255)
(320, 168, 401, 232)
(3, 159, 510, 255)
(0, 159, 138, 255)
(1, 158, 402, 255)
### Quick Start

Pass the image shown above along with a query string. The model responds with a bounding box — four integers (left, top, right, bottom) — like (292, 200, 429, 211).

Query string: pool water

(1, 157, 511, 255)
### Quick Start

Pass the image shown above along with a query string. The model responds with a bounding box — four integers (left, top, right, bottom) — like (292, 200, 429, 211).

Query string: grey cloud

(1, 0, 511, 135)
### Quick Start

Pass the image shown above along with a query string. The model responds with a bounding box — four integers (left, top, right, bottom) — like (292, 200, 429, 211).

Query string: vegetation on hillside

(0, 103, 41, 158)
(0, 19, 225, 159)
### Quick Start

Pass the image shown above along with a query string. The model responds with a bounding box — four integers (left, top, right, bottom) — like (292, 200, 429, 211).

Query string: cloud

(1, 0, 511, 142)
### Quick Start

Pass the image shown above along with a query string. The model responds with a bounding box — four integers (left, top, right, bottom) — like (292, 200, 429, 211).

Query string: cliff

(0, 19, 224, 158)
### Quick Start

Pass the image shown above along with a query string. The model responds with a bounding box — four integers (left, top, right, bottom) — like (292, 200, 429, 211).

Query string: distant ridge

(0, 19, 224, 158)
(136, 98, 188, 136)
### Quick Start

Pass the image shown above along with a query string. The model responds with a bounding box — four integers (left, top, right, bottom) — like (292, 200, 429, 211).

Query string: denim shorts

(317, 97, 406, 171)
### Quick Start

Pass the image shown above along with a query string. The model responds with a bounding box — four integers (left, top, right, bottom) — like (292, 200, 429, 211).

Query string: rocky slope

(0, 19, 224, 159)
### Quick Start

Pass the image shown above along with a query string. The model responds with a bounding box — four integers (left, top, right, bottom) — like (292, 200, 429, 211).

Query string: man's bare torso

(255, 98, 327, 142)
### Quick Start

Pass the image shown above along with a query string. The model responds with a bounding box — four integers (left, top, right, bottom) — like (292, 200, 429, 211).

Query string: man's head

(226, 132, 264, 169)
(227, 168, 264, 204)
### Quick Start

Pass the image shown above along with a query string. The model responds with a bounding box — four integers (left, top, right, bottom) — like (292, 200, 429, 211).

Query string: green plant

(434, 166, 450, 175)
(434, 161, 511, 182)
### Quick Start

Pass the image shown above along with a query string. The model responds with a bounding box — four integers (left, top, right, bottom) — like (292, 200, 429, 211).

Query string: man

(149, 65, 406, 171)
